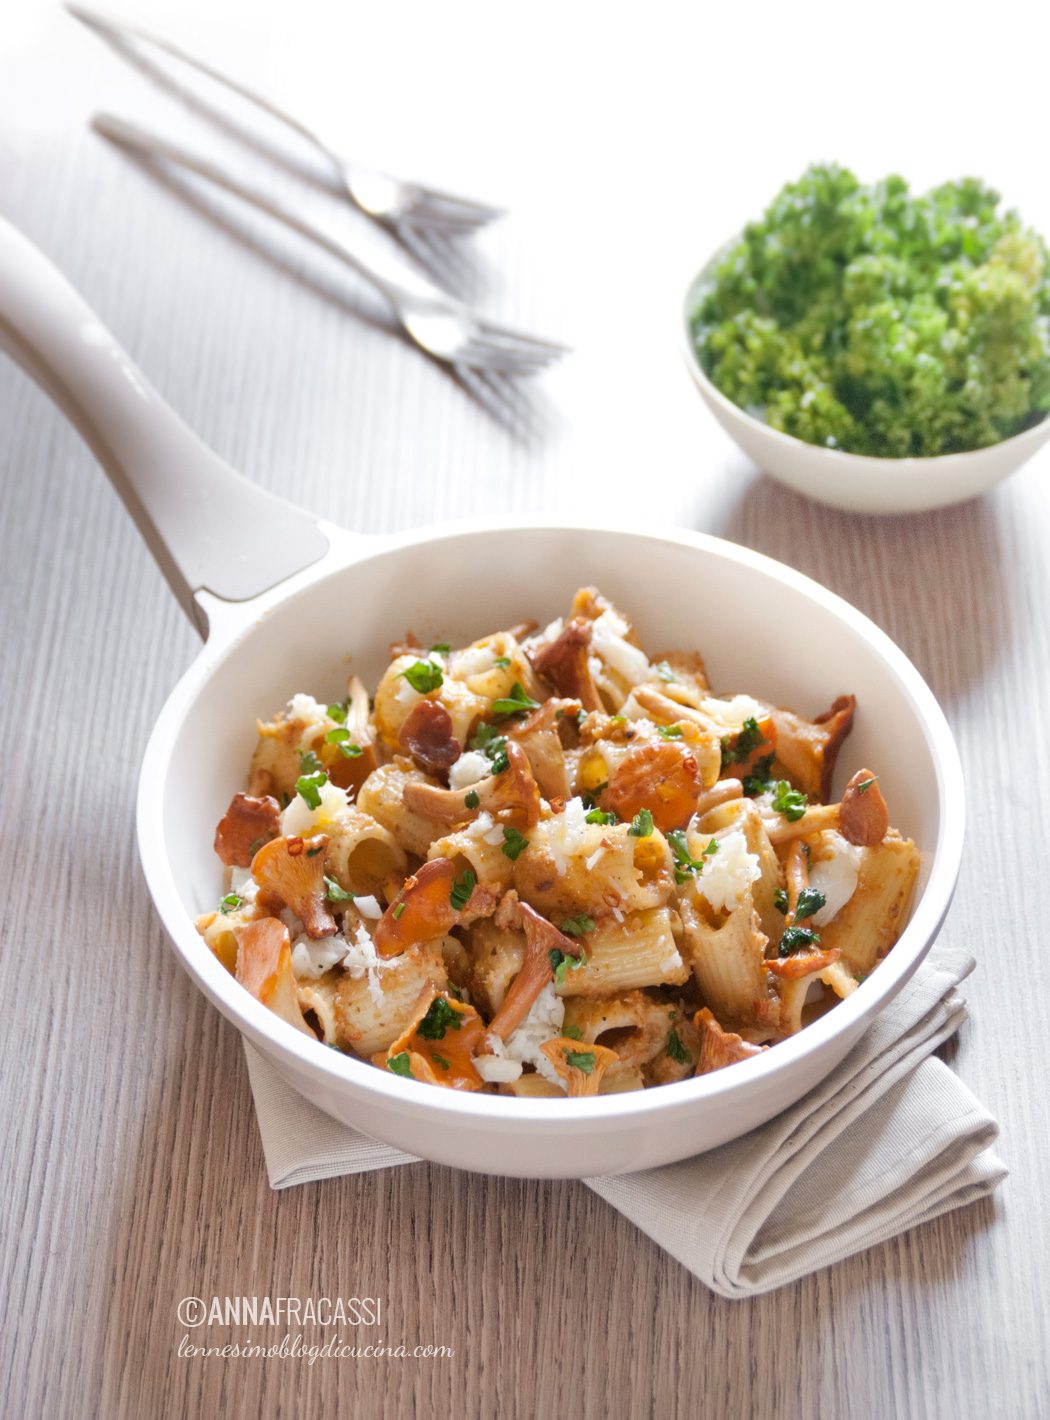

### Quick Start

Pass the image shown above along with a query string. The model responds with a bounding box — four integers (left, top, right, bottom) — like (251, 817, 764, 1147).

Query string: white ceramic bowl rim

(137, 516, 966, 1130)
(681, 248, 1050, 473)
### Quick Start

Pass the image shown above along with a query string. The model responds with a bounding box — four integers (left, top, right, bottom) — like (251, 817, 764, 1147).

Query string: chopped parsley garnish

(773, 887, 789, 914)
(417, 996, 463, 1040)
(306, 844, 324, 857)
(387, 1052, 413, 1078)
(559, 915, 596, 938)
(561, 1024, 583, 1041)
(392, 902, 406, 920)
(585, 807, 618, 825)
(295, 766, 328, 810)
(325, 726, 363, 757)
(464, 790, 480, 809)
(655, 660, 678, 683)
(778, 925, 821, 956)
(720, 716, 767, 769)
(857, 776, 879, 795)
(608, 714, 627, 727)
(581, 782, 609, 810)
(667, 829, 718, 883)
(493, 656, 512, 669)
(327, 701, 348, 723)
(298, 749, 324, 776)
(219, 893, 243, 915)
(430, 643, 452, 655)
(628, 808, 654, 838)
(491, 682, 539, 717)
(742, 754, 775, 795)
(564, 1049, 596, 1074)
(431, 1054, 451, 1071)
(401, 659, 444, 694)
(324, 876, 354, 903)
(501, 826, 530, 860)
(549, 947, 587, 984)
(469, 722, 509, 775)
(770, 780, 808, 822)
(656, 723, 683, 740)
(450, 868, 477, 912)
(793, 886, 827, 922)
(666, 1029, 691, 1065)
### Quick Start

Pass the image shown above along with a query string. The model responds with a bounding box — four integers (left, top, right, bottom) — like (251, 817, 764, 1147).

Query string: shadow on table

(709, 467, 1013, 708)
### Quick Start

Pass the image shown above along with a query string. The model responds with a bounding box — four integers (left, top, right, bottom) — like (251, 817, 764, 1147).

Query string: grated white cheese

(353, 894, 382, 920)
(698, 827, 761, 912)
(449, 750, 491, 790)
(479, 983, 567, 1089)
(809, 833, 864, 926)
(452, 642, 498, 678)
(466, 809, 505, 847)
(590, 609, 651, 683)
(544, 796, 603, 876)
(287, 693, 331, 747)
(280, 778, 349, 837)
(229, 866, 258, 904)
(474, 1054, 525, 1084)
(522, 616, 563, 652)
(585, 847, 605, 871)
(341, 918, 394, 1005)
(699, 694, 768, 728)
(291, 934, 346, 980)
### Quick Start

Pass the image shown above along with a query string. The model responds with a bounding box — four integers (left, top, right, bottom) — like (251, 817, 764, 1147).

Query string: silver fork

(92, 114, 566, 378)
(68, 3, 504, 239)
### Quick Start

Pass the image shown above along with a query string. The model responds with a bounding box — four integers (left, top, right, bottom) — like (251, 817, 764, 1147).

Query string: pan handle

(0, 216, 329, 633)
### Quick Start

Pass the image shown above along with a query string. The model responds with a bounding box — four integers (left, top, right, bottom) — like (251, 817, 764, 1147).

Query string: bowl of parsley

(683, 164, 1050, 513)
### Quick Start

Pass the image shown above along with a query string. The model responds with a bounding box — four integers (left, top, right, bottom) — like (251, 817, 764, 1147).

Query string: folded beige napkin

(244, 944, 1006, 1297)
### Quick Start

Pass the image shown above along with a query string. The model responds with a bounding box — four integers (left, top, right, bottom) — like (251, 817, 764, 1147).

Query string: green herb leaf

(666, 1029, 690, 1065)
(501, 826, 530, 861)
(219, 893, 243, 915)
(742, 754, 775, 796)
(656, 723, 683, 740)
(581, 782, 609, 810)
(773, 886, 789, 914)
(327, 702, 348, 724)
(561, 1024, 583, 1041)
(324, 726, 364, 758)
(431, 1054, 451, 1070)
(464, 790, 480, 809)
(549, 947, 587, 985)
(450, 868, 477, 912)
(655, 660, 678, 683)
(720, 716, 767, 769)
(401, 659, 444, 694)
(770, 780, 808, 822)
(392, 901, 406, 920)
(469, 722, 509, 775)
(564, 1049, 596, 1074)
(324, 876, 354, 903)
(559, 915, 596, 938)
(585, 807, 618, 825)
(667, 829, 715, 883)
(491, 682, 539, 717)
(857, 776, 879, 795)
(298, 749, 324, 776)
(493, 656, 511, 669)
(628, 808, 654, 838)
(778, 925, 821, 956)
(295, 769, 327, 810)
(387, 1052, 413, 1078)
(793, 886, 827, 922)
(430, 643, 452, 655)
(417, 996, 463, 1040)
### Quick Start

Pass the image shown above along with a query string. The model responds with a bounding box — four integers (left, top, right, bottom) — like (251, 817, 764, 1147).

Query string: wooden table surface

(3, 4, 1049, 1416)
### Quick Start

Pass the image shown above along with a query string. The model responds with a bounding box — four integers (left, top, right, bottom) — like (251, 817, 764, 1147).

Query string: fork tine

(413, 190, 505, 224)
(457, 339, 557, 375)
(475, 321, 571, 357)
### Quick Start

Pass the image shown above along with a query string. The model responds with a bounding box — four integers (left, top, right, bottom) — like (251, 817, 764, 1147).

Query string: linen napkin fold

(243, 943, 1006, 1297)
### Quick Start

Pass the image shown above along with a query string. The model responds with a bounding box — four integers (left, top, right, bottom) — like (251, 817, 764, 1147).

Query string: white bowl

(139, 520, 966, 1178)
(682, 259, 1050, 514)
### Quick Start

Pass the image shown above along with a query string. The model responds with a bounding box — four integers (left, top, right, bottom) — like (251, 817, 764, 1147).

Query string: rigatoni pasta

(198, 586, 920, 1096)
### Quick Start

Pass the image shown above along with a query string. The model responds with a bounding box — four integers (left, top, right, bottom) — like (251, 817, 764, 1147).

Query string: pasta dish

(197, 587, 919, 1097)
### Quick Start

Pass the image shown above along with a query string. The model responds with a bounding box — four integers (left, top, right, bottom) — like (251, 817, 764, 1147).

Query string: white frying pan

(0, 217, 965, 1178)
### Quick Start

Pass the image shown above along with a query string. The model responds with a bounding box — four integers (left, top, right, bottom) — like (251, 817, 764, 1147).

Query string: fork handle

(92, 114, 447, 313)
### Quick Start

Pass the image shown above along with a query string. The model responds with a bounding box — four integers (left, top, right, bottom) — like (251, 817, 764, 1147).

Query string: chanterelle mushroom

(603, 738, 704, 832)
(486, 902, 581, 1045)
(251, 833, 336, 940)
(402, 739, 542, 828)
(372, 857, 499, 959)
(233, 917, 313, 1035)
(838, 768, 890, 846)
(527, 618, 603, 710)
(539, 1037, 619, 1096)
(693, 1008, 766, 1074)
(213, 792, 281, 868)
(374, 984, 485, 1090)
